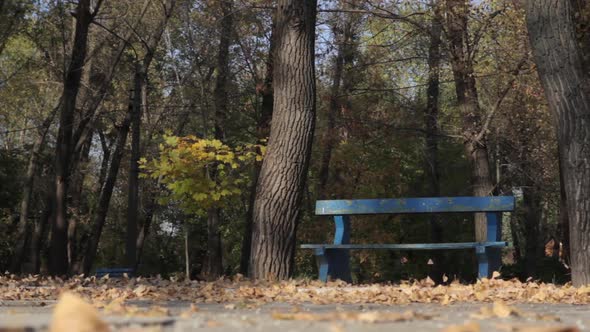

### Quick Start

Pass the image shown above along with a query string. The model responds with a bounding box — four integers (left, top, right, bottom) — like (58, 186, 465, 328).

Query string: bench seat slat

(316, 196, 514, 215)
(301, 241, 507, 250)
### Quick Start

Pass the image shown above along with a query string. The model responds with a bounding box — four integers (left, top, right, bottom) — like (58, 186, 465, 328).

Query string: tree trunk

(184, 224, 190, 280)
(522, 186, 541, 278)
(10, 104, 59, 273)
(202, 208, 223, 279)
(240, 17, 275, 276)
(425, 0, 443, 283)
(445, 0, 494, 242)
(30, 192, 54, 274)
(83, 110, 132, 275)
(126, 64, 143, 269)
(249, 0, 317, 280)
(557, 145, 570, 266)
(51, 0, 94, 276)
(68, 129, 93, 274)
(525, 0, 590, 286)
(125, 0, 175, 272)
(317, 11, 357, 200)
(201, 0, 233, 280)
(135, 190, 155, 270)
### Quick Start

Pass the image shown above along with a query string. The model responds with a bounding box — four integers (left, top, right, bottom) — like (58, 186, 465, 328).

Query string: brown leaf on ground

(49, 292, 110, 332)
(496, 324, 580, 332)
(441, 321, 481, 332)
(179, 304, 199, 318)
(2, 275, 590, 306)
(272, 310, 432, 323)
(493, 301, 520, 318)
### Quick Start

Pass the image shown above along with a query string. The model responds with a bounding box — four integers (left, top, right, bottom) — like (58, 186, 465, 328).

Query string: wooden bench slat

(301, 241, 508, 250)
(315, 196, 514, 215)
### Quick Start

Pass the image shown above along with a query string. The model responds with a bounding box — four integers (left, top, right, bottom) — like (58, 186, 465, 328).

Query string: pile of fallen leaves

(1, 273, 589, 306)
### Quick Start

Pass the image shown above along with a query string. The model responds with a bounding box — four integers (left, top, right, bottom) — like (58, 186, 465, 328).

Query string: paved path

(1, 301, 589, 331)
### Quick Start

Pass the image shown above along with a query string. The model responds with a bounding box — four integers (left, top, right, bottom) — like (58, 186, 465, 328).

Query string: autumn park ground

(1, 275, 590, 331)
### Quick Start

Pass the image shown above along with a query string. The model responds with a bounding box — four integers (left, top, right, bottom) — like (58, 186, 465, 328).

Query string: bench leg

(314, 248, 329, 282)
(326, 249, 352, 283)
(313, 248, 352, 283)
(486, 212, 502, 275)
(476, 245, 489, 279)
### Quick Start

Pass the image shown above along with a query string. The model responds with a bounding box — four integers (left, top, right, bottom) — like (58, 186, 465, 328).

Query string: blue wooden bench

(95, 267, 134, 278)
(301, 196, 514, 282)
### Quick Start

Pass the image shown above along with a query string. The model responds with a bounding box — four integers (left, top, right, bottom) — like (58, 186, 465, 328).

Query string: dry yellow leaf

(493, 301, 517, 318)
(509, 326, 580, 332)
(441, 294, 451, 305)
(441, 321, 481, 332)
(49, 292, 110, 332)
(272, 310, 429, 323)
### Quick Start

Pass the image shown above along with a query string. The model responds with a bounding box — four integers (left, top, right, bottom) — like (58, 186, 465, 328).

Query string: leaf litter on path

(1, 273, 588, 331)
(271, 309, 433, 323)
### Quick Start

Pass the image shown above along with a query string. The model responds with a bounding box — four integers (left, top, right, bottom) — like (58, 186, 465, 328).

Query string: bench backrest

(315, 196, 514, 216)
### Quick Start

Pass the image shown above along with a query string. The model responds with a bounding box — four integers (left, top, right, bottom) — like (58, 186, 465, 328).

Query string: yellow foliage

(140, 135, 265, 215)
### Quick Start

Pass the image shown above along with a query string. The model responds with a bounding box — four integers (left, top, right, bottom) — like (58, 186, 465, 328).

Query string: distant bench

(95, 267, 134, 278)
(301, 196, 515, 282)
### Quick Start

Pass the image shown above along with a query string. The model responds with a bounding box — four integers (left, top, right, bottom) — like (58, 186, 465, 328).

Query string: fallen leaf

(179, 303, 199, 318)
(272, 310, 431, 323)
(441, 321, 481, 332)
(493, 301, 518, 318)
(502, 325, 580, 332)
(49, 292, 110, 332)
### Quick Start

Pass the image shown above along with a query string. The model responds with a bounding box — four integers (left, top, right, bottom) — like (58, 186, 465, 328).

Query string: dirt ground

(1, 300, 589, 331)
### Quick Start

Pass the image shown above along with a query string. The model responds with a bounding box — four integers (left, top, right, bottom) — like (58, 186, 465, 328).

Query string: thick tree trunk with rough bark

(51, 0, 94, 276)
(445, 0, 494, 242)
(525, 0, 590, 286)
(249, 0, 317, 280)
(558, 149, 570, 265)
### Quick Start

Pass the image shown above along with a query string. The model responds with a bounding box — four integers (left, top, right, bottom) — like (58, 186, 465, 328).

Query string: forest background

(0, 0, 570, 284)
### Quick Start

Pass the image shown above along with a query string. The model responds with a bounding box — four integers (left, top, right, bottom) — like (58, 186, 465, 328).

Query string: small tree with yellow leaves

(140, 135, 264, 215)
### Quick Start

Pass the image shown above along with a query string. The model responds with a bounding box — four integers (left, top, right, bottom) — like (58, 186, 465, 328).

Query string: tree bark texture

(525, 0, 590, 286)
(558, 148, 570, 265)
(51, 0, 93, 276)
(249, 0, 317, 280)
(445, 0, 494, 242)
